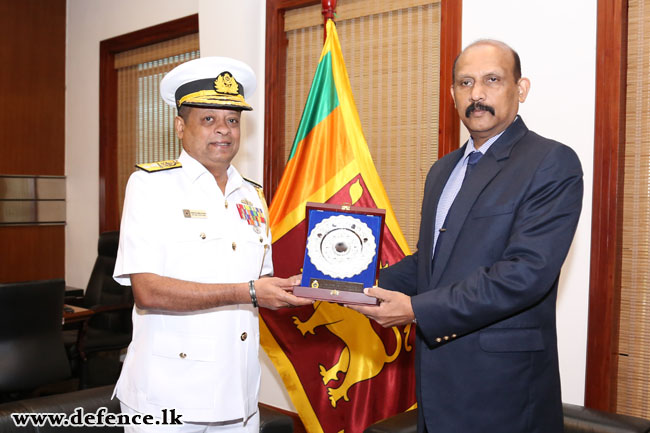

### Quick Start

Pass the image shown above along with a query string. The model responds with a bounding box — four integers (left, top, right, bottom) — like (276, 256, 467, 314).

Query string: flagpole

(321, 0, 337, 42)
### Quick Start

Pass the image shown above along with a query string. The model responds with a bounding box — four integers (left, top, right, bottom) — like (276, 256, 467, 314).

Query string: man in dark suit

(349, 40, 583, 432)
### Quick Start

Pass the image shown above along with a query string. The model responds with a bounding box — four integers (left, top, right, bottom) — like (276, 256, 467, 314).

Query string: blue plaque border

(298, 203, 386, 303)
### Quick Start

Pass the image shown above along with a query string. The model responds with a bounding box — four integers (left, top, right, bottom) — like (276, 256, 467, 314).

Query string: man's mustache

(465, 102, 495, 118)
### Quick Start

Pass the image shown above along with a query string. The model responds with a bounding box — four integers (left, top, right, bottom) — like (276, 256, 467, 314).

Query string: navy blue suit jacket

(378, 117, 583, 433)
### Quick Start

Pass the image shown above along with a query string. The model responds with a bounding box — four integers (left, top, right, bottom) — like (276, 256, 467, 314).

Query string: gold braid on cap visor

(177, 90, 252, 110)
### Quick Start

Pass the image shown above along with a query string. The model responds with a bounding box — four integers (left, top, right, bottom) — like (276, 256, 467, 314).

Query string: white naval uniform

(113, 150, 272, 423)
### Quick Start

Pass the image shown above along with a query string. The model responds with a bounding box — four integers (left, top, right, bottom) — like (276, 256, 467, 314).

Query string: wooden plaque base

(293, 285, 378, 305)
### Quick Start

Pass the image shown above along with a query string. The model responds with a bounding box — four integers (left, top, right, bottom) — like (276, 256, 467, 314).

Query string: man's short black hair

(452, 39, 522, 83)
(177, 104, 191, 121)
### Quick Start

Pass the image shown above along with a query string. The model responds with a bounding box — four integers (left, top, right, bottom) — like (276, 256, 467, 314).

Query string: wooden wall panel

(0, 0, 66, 175)
(0, 226, 65, 283)
(585, 0, 628, 412)
(437, 0, 461, 157)
(99, 15, 199, 232)
(0, 0, 66, 283)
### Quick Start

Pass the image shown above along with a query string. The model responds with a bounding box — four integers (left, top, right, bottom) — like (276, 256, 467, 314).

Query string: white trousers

(119, 402, 259, 433)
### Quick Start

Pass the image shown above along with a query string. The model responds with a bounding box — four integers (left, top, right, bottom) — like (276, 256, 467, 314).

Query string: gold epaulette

(135, 160, 182, 173)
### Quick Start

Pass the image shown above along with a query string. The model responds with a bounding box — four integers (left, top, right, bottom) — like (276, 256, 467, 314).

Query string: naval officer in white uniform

(113, 56, 311, 432)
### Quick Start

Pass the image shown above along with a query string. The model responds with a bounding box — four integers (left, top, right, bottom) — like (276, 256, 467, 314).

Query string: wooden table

(63, 304, 93, 324)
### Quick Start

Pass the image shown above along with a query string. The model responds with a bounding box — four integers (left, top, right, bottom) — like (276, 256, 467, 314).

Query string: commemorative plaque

(294, 202, 385, 305)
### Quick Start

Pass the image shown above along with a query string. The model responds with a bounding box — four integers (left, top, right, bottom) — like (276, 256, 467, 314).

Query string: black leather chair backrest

(0, 279, 71, 393)
(363, 406, 650, 433)
(83, 231, 133, 333)
(0, 385, 122, 433)
(563, 403, 650, 433)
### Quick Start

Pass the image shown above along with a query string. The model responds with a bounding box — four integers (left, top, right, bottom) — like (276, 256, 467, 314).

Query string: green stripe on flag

(287, 51, 339, 160)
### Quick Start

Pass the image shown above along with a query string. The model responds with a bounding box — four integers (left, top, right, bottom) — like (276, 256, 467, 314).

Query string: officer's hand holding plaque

(294, 202, 385, 305)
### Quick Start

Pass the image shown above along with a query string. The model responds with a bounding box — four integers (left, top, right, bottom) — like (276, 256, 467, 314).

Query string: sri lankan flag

(259, 20, 416, 433)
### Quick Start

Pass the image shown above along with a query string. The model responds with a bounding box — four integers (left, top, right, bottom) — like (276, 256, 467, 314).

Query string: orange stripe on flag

(270, 106, 354, 231)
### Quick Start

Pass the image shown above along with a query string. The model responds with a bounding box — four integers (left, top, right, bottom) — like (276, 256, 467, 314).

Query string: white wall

(65, 0, 200, 288)
(462, 0, 596, 405)
(66, 0, 596, 411)
(198, 0, 267, 184)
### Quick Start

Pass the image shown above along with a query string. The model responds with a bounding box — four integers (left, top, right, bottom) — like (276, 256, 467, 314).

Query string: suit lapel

(429, 117, 529, 289)
(421, 148, 464, 284)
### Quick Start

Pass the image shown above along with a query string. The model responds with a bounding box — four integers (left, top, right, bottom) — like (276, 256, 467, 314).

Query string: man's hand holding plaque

(294, 203, 386, 305)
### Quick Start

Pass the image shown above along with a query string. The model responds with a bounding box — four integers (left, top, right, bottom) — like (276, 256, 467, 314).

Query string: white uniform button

(179, 352, 187, 359)
(259, 237, 263, 243)
(225, 200, 228, 209)
(444, 336, 449, 341)
(241, 332, 248, 341)
(436, 337, 442, 343)
(232, 242, 237, 251)
(200, 233, 206, 240)
(452, 334, 457, 338)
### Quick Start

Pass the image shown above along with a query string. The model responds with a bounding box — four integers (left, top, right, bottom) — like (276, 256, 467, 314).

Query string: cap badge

(214, 72, 239, 96)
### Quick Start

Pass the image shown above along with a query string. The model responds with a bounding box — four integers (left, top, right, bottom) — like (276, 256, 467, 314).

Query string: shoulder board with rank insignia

(135, 160, 182, 173)
(243, 177, 263, 189)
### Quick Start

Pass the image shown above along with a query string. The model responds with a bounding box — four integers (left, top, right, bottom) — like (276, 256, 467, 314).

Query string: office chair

(65, 231, 133, 389)
(0, 279, 71, 401)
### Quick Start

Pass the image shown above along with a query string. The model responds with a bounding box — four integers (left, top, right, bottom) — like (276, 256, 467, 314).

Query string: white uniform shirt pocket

(164, 218, 232, 283)
(233, 224, 268, 281)
(146, 332, 224, 410)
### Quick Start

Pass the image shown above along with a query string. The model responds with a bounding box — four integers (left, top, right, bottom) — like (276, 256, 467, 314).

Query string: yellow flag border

(271, 160, 358, 240)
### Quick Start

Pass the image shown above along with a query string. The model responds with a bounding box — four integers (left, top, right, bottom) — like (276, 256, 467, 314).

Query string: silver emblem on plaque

(306, 214, 376, 279)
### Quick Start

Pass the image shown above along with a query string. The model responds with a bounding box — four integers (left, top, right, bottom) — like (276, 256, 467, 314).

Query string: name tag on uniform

(182, 209, 207, 219)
